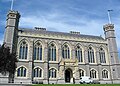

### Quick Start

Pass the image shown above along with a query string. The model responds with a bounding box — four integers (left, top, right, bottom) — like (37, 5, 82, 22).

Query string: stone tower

(4, 10, 20, 53)
(103, 24, 120, 82)
(103, 24, 119, 64)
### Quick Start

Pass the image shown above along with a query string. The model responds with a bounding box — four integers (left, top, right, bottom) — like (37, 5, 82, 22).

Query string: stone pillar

(98, 65, 102, 81)
(96, 50, 102, 80)
(43, 44, 49, 84)
(84, 48, 90, 76)
(28, 39, 33, 83)
(84, 47, 88, 64)
(74, 66, 79, 84)
(96, 50, 99, 64)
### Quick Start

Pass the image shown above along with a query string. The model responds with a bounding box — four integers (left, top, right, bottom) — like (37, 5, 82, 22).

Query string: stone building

(2, 10, 120, 84)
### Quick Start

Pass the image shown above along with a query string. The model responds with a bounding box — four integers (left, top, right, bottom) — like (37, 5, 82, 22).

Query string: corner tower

(103, 24, 119, 64)
(4, 10, 20, 53)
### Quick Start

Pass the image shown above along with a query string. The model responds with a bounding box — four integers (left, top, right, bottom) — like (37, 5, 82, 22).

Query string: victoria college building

(1, 10, 120, 84)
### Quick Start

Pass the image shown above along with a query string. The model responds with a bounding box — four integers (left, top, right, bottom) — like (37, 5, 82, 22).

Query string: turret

(103, 24, 119, 64)
(4, 10, 20, 53)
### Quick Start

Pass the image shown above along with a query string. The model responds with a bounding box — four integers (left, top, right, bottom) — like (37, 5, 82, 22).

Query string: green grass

(32, 84, 120, 86)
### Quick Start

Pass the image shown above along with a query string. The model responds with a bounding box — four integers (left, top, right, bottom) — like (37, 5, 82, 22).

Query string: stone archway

(65, 68, 73, 83)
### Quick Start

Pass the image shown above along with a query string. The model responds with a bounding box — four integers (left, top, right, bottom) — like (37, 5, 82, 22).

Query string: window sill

(78, 62, 85, 64)
(88, 63, 97, 65)
(16, 77, 28, 79)
(33, 77, 43, 79)
(101, 63, 109, 65)
(34, 60, 44, 63)
(18, 59, 29, 62)
(49, 78, 57, 80)
(49, 61, 58, 63)
(102, 78, 110, 80)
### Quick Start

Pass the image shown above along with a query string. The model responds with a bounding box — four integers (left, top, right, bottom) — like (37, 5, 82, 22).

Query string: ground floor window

(49, 68, 57, 78)
(17, 67, 27, 77)
(90, 69, 97, 79)
(34, 67, 42, 78)
(102, 69, 108, 79)
(79, 69, 84, 77)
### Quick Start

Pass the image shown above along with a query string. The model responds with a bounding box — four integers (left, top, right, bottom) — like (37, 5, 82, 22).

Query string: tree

(0, 43, 18, 83)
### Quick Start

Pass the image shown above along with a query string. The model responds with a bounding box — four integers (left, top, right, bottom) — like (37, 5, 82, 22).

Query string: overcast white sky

(0, 0, 120, 56)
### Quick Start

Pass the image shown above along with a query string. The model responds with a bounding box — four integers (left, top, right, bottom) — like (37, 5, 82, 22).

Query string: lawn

(32, 84, 120, 86)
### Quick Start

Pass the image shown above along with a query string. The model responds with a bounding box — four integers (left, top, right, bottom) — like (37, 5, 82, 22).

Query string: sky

(0, 0, 120, 56)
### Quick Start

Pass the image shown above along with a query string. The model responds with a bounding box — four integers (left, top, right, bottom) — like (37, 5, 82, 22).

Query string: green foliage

(0, 43, 17, 75)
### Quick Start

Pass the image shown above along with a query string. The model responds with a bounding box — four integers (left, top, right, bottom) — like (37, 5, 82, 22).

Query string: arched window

(102, 69, 108, 79)
(34, 67, 42, 78)
(34, 42, 42, 60)
(19, 41, 28, 59)
(76, 46, 83, 62)
(48, 43, 56, 61)
(49, 68, 57, 78)
(79, 69, 85, 77)
(17, 67, 27, 77)
(99, 48, 106, 63)
(90, 69, 97, 79)
(88, 47, 95, 63)
(62, 44, 70, 59)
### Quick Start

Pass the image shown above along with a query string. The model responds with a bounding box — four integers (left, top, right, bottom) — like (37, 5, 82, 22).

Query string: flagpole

(10, 0, 14, 10)
(107, 10, 113, 24)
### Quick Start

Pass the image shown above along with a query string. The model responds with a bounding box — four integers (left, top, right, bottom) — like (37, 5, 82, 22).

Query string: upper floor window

(49, 68, 57, 78)
(88, 47, 95, 63)
(79, 69, 85, 77)
(76, 46, 83, 62)
(34, 67, 42, 78)
(48, 43, 56, 61)
(90, 69, 97, 79)
(34, 42, 42, 60)
(99, 48, 106, 63)
(17, 66, 27, 77)
(102, 69, 108, 79)
(19, 41, 28, 59)
(62, 44, 70, 59)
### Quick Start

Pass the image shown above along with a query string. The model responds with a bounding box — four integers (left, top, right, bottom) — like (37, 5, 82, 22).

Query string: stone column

(43, 43, 49, 84)
(72, 49, 75, 59)
(84, 48, 88, 64)
(74, 66, 79, 84)
(96, 50, 102, 80)
(84, 48, 90, 76)
(28, 39, 33, 83)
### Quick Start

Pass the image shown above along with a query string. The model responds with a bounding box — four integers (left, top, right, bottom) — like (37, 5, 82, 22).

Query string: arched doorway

(65, 68, 73, 83)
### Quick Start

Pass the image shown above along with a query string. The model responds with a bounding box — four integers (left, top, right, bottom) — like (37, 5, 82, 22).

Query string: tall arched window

(49, 68, 57, 78)
(34, 67, 42, 78)
(62, 44, 70, 59)
(76, 46, 83, 62)
(99, 48, 106, 63)
(34, 42, 42, 60)
(88, 47, 95, 63)
(79, 69, 85, 77)
(17, 67, 27, 77)
(90, 69, 97, 79)
(102, 69, 108, 79)
(48, 43, 56, 61)
(19, 41, 28, 59)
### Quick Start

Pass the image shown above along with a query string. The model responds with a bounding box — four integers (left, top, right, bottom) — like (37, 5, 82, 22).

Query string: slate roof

(19, 28, 105, 41)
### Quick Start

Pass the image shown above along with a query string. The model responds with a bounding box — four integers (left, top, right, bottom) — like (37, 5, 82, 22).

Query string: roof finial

(10, 0, 14, 10)
(107, 10, 113, 24)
